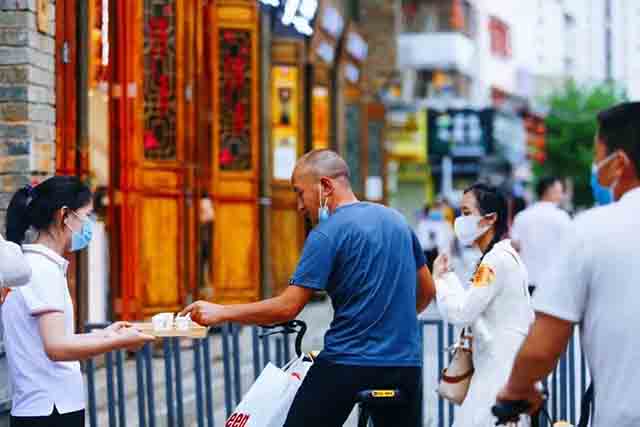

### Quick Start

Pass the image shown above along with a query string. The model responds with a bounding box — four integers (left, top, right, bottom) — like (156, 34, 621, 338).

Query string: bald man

(182, 149, 436, 427)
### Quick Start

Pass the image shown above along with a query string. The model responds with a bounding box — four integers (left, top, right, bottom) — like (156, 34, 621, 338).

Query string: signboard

(345, 32, 368, 62)
(260, 0, 318, 36)
(340, 25, 368, 86)
(320, 4, 344, 39)
(428, 109, 493, 158)
(387, 108, 427, 163)
(312, 86, 329, 149)
(493, 111, 527, 165)
(272, 66, 299, 180)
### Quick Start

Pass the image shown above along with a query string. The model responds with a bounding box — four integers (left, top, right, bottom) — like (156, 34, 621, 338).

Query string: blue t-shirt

(290, 202, 426, 367)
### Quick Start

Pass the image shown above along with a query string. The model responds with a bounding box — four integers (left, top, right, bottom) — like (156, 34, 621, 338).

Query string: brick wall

(359, 0, 398, 98)
(0, 0, 56, 233)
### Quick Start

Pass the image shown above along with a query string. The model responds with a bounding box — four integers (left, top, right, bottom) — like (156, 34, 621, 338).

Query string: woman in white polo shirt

(2, 176, 154, 427)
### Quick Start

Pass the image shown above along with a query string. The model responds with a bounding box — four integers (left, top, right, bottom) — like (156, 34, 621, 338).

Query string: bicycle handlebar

(258, 320, 307, 357)
(491, 400, 530, 425)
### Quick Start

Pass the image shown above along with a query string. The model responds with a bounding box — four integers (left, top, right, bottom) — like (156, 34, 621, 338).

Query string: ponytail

(6, 185, 34, 244)
(5, 177, 92, 245)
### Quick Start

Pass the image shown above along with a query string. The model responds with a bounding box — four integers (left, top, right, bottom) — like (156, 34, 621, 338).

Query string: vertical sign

(311, 86, 329, 150)
(271, 65, 299, 180)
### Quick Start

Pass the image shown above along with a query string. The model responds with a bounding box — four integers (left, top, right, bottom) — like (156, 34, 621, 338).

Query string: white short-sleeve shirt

(1, 244, 85, 416)
(510, 202, 572, 289)
(533, 188, 640, 427)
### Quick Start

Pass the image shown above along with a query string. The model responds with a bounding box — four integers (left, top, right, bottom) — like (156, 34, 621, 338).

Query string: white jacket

(0, 234, 31, 287)
(436, 240, 534, 427)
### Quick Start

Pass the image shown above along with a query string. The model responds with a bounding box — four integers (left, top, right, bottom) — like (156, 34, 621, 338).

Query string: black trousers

(283, 358, 422, 427)
(11, 406, 84, 427)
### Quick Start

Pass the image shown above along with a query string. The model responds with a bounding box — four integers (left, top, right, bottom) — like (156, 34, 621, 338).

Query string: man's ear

(616, 150, 633, 179)
(319, 177, 335, 196)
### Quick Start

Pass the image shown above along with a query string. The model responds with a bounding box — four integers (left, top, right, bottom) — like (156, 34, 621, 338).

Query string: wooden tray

(130, 322, 209, 339)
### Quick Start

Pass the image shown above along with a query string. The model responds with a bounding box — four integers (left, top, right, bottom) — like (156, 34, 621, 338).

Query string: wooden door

(210, 1, 261, 304)
(113, 0, 197, 319)
(310, 66, 331, 151)
(55, 0, 84, 327)
(55, 0, 80, 176)
(270, 41, 305, 297)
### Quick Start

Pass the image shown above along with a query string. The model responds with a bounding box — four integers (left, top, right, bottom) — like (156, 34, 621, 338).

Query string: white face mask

(454, 214, 492, 246)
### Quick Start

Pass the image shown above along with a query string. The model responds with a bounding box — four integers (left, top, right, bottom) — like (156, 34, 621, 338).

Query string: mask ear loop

(319, 183, 328, 210)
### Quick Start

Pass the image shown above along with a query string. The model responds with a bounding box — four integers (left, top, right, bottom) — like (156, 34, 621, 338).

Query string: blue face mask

(429, 210, 444, 221)
(67, 211, 95, 252)
(590, 153, 619, 206)
(318, 184, 330, 224)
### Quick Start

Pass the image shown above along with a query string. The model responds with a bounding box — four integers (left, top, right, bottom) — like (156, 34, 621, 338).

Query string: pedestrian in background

(3, 176, 154, 427)
(432, 183, 534, 427)
(510, 176, 572, 295)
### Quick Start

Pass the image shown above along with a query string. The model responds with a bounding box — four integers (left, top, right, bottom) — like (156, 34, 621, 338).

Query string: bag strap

(441, 366, 474, 384)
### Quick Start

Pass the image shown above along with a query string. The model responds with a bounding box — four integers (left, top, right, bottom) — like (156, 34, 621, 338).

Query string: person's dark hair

(6, 176, 92, 244)
(423, 204, 430, 216)
(464, 183, 508, 260)
(597, 102, 640, 175)
(536, 176, 561, 199)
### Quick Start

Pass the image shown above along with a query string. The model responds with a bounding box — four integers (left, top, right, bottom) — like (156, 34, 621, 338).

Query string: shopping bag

(225, 356, 312, 427)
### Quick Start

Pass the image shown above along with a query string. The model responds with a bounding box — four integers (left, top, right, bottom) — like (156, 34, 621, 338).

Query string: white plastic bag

(225, 356, 312, 427)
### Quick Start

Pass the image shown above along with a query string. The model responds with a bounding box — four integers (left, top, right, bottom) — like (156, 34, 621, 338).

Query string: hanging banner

(272, 66, 299, 180)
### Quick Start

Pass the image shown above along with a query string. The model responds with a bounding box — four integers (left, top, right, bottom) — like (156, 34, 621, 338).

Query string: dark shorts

(11, 406, 84, 427)
(283, 358, 422, 427)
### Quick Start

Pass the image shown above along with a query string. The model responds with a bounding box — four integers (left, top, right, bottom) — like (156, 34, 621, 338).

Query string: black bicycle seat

(356, 389, 405, 406)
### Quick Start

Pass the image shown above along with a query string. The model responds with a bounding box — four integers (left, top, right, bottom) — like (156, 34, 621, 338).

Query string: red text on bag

(226, 413, 250, 427)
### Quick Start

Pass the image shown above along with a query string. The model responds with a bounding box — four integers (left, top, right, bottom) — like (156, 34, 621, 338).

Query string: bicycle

(259, 320, 406, 427)
(491, 399, 574, 426)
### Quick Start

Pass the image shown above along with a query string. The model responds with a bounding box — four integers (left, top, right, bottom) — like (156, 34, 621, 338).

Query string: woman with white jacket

(432, 183, 534, 427)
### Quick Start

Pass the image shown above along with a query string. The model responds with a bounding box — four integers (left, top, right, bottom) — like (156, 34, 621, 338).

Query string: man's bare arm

(416, 265, 436, 313)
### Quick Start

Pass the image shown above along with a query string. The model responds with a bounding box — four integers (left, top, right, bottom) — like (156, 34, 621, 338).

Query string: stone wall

(0, 0, 56, 233)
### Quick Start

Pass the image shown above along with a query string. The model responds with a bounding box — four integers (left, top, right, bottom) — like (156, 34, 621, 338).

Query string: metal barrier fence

(85, 323, 296, 427)
(84, 320, 589, 427)
(419, 320, 590, 427)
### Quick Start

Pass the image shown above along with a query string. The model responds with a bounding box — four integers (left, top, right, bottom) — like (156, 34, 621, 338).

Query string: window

(452, 0, 476, 38)
(489, 16, 511, 58)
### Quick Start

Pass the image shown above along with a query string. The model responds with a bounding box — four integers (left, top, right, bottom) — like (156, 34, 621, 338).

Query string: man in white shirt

(497, 102, 640, 427)
(511, 177, 572, 294)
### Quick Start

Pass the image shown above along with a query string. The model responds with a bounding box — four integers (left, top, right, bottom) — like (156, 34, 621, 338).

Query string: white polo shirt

(1, 244, 84, 416)
(533, 187, 640, 427)
(511, 201, 572, 288)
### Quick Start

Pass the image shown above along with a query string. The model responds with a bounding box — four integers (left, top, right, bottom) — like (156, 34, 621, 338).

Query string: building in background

(388, 0, 638, 212)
